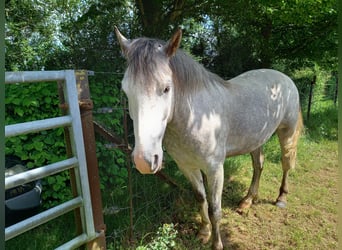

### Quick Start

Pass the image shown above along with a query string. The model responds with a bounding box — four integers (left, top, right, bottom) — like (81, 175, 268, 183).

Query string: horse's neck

(170, 80, 232, 132)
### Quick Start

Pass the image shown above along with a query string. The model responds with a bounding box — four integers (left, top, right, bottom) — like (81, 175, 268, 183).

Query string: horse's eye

(163, 86, 170, 94)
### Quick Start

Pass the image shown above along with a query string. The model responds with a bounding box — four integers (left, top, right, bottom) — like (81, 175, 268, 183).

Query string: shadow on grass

(222, 155, 251, 209)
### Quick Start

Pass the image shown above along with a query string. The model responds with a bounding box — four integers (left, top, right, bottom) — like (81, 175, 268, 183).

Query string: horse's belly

(225, 125, 276, 156)
(225, 138, 269, 156)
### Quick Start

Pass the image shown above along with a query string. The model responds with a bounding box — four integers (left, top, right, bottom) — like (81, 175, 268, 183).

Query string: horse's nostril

(153, 154, 158, 164)
(152, 154, 159, 171)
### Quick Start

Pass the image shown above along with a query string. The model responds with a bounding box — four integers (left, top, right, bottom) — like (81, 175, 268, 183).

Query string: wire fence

(301, 74, 338, 120)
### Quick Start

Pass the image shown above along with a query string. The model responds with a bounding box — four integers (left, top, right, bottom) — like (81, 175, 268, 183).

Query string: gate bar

(55, 234, 91, 250)
(63, 70, 96, 240)
(5, 197, 83, 240)
(5, 116, 72, 137)
(5, 71, 66, 84)
(57, 80, 84, 241)
(5, 157, 78, 190)
(5, 70, 99, 248)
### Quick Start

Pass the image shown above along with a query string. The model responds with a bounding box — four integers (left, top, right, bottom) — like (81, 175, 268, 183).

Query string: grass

(221, 139, 338, 250)
(157, 138, 336, 250)
(5, 211, 77, 249)
(5, 102, 338, 249)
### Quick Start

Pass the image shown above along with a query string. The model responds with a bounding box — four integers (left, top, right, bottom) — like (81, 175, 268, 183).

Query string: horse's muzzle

(133, 151, 162, 174)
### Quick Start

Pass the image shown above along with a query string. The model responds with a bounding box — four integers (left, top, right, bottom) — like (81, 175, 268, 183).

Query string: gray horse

(115, 27, 302, 250)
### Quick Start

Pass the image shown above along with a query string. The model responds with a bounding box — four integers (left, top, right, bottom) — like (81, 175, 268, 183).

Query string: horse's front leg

(207, 164, 224, 250)
(179, 167, 211, 243)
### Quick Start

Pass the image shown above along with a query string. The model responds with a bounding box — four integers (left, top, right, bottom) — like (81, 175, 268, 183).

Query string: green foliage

(5, 1, 66, 70)
(90, 74, 128, 193)
(289, 65, 338, 126)
(96, 141, 128, 194)
(136, 223, 178, 250)
(305, 101, 338, 141)
(5, 82, 59, 123)
(5, 74, 130, 208)
(42, 172, 72, 209)
(90, 75, 124, 135)
(4, 74, 129, 210)
(5, 0, 337, 77)
(5, 82, 71, 208)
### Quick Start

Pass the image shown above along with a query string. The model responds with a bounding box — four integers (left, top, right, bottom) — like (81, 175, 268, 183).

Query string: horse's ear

(164, 28, 182, 57)
(115, 26, 130, 57)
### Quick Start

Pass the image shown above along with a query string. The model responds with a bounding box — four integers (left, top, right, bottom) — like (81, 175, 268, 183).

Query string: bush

(89, 74, 129, 193)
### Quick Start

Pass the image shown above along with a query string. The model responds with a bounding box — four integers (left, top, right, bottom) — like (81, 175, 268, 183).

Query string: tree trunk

(135, 0, 185, 37)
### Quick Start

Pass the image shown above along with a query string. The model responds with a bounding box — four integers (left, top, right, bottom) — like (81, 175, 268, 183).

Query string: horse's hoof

(212, 242, 224, 250)
(236, 198, 252, 214)
(276, 200, 286, 208)
(198, 233, 211, 244)
(235, 207, 244, 215)
(197, 227, 211, 244)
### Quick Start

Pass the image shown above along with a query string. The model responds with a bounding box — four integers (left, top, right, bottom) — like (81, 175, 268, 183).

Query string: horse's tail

(283, 107, 303, 161)
(296, 107, 304, 137)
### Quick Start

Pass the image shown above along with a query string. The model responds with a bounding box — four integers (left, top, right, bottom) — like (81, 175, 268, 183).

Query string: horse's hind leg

(276, 113, 302, 208)
(237, 147, 264, 213)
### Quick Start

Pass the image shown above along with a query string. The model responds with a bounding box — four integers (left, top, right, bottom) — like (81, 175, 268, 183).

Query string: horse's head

(115, 27, 182, 174)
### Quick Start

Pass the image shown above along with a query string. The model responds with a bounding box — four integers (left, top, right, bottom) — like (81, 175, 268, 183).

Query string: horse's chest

(163, 134, 207, 169)
(163, 122, 225, 169)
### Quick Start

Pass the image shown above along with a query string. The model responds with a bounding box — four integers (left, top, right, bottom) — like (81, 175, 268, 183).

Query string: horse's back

(230, 69, 296, 90)
(224, 69, 300, 156)
(229, 69, 300, 111)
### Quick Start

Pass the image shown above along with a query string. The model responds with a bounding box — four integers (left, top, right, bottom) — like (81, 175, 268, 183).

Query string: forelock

(125, 38, 170, 84)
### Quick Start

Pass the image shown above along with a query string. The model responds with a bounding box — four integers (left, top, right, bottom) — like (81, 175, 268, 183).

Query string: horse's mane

(125, 37, 228, 94)
(170, 48, 228, 93)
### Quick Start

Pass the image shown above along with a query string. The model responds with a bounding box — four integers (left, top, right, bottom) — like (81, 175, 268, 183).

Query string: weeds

(136, 223, 178, 250)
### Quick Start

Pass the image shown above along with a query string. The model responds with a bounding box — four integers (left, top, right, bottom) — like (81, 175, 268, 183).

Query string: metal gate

(5, 70, 99, 249)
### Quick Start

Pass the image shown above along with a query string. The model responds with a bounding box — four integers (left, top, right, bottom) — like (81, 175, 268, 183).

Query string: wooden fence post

(75, 70, 106, 250)
(334, 72, 338, 106)
(307, 75, 316, 121)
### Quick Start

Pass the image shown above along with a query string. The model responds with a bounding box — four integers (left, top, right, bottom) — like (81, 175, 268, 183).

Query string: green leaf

(44, 136, 55, 145)
(47, 177, 55, 184)
(53, 183, 60, 191)
(15, 107, 24, 116)
(33, 141, 44, 151)
(45, 96, 52, 104)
